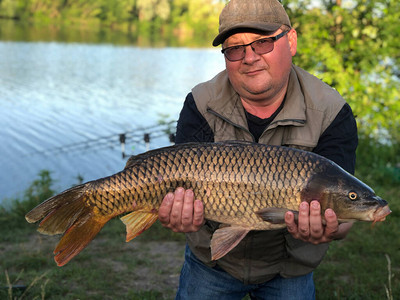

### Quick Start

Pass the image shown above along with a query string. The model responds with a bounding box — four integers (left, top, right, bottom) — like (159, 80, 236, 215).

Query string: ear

(287, 28, 297, 56)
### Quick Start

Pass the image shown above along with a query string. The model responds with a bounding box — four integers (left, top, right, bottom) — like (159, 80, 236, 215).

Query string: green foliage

(0, 0, 225, 43)
(17, 170, 55, 214)
(290, 0, 400, 143)
(13, 170, 53, 211)
(0, 170, 55, 240)
(356, 131, 400, 187)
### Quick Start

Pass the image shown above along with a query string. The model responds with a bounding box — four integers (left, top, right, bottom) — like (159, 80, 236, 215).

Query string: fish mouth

(372, 205, 391, 224)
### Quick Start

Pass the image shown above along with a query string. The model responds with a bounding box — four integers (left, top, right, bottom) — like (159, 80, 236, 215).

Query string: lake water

(0, 40, 225, 204)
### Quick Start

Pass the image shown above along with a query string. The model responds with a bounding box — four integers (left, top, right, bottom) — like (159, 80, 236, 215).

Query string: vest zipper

(258, 118, 306, 141)
(207, 108, 256, 142)
(269, 118, 306, 128)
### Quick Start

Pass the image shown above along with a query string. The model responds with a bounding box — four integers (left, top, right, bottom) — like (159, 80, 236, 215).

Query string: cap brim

(212, 22, 282, 46)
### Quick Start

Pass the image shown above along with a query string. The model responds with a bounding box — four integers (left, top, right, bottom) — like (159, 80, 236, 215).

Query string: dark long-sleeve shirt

(176, 92, 358, 174)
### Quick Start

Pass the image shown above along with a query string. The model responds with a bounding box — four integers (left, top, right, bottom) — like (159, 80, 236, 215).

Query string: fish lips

(366, 196, 391, 223)
(373, 204, 391, 223)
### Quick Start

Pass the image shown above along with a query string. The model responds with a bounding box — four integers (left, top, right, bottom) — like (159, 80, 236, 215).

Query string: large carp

(25, 141, 391, 266)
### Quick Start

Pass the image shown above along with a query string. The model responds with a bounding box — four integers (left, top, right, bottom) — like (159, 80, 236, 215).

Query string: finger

(193, 199, 204, 227)
(181, 189, 195, 227)
(285, 211, 298, 235)
(170, 187, 185, 226)
(324, 209, 339, 239)
(309, 201, 323, 240)
(298, 202, 310, 239)
(158, 192, 174, 225)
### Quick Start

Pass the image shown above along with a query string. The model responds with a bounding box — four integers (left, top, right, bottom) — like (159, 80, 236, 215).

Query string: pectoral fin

(256, 207, 298, 224)
(121, 210, 158, 242)
(210, 226, 249, 260)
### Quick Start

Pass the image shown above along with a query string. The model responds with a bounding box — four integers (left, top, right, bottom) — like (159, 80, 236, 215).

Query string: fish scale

(180, 145, 298, 220)
(25, 141, 391, 266)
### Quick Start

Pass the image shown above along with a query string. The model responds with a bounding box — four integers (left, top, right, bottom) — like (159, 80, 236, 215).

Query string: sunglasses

(221, 31, 289, 62)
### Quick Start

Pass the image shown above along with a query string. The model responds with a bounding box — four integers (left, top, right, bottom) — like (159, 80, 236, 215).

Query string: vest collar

(205, 65, 307, 130)
(206, 71, 249, 130)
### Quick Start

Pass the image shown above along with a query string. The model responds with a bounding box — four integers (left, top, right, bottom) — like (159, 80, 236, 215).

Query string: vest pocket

(284, 231, 329, 268)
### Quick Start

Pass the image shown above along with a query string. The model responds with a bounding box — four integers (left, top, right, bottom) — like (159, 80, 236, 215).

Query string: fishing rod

(23, 121, 176, 159)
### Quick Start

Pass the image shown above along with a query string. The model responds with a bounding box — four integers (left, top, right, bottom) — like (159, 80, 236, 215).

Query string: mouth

(372, 205, 391, 224)
(244, 69, 264, 76)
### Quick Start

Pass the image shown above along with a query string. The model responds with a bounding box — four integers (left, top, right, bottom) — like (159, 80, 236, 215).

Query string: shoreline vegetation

(0, 0, 226, 47)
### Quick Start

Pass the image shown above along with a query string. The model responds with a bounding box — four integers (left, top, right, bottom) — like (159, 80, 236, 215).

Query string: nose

(242, 45, 261, 64)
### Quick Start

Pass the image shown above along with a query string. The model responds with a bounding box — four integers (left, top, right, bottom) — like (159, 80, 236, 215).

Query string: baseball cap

(213, 0, 291, 46)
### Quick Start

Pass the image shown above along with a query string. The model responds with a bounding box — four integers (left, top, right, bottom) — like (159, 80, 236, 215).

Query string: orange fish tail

(25, 184, 111, 266)
(53, 214, 108, 266)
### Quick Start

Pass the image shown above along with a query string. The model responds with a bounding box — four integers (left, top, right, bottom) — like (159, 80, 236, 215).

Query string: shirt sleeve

(313, 103, 358, 174)
(175, 93, 214, 144)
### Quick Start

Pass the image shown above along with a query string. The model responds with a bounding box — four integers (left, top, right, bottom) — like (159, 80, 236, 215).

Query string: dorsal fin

(215, 140, 256, 147)
(124, 142, 201, 169)
(124, 141, 257, 169)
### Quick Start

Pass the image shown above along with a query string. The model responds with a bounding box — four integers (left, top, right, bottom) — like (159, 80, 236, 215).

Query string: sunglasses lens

(224, 47, 244, 61)
(253, 39, 274, 54)
(223, 38, 275, 61)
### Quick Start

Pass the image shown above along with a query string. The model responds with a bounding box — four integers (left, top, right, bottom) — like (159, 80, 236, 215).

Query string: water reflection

(0, 19, 213, 47)
(0, 27, 225, 203)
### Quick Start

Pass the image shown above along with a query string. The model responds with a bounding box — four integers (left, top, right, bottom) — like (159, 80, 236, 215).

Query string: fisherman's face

(223, 29, 297, 105)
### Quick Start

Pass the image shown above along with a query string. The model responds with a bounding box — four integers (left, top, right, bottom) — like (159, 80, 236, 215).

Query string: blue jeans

(176, 245, 315, 300)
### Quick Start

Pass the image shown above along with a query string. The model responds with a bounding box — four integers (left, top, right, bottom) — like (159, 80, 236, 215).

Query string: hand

(285, 201, 352, 244)
(158, 187, 204, 233)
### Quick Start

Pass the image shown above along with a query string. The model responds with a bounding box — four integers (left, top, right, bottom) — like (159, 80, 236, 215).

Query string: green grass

(1, 142, 399, 299)
(0, 218, 185, 299)
(0, 171, 185, 299)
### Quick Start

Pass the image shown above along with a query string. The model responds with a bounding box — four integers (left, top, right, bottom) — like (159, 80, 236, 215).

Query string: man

(159, 0, 358, 299)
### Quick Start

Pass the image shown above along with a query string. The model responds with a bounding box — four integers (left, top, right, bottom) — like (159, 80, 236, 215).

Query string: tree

(289, 0, 400, 143)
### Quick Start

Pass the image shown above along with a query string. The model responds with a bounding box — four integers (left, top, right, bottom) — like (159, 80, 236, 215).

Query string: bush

(356, 133, 400, 187)
(0, 170, 55, 236)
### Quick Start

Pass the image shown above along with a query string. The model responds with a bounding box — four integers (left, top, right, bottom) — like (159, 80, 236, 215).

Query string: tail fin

(25, 184, 111, 266)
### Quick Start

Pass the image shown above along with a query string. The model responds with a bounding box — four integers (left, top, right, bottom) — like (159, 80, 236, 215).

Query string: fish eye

(348, 191, 358, 200)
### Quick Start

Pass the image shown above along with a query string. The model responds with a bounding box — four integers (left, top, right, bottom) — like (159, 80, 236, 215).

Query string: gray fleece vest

(185, 64, 346, 284)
